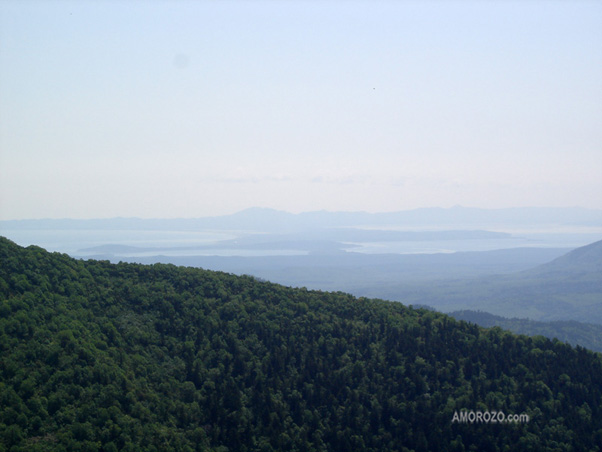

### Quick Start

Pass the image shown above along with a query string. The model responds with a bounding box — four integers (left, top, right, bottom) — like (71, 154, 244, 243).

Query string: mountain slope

(1, 237, 602, 451)
(356, 240, 602, 324)
(524, 239, 602, 278)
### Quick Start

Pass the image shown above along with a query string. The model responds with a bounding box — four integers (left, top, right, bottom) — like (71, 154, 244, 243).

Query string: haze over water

(2, 211, 600, 259)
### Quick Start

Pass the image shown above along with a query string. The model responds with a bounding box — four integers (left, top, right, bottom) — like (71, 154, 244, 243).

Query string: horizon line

(1, 205, 601, 223)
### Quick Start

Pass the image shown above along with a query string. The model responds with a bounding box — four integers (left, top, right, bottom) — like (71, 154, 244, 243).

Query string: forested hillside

(1, 237, 601, 451)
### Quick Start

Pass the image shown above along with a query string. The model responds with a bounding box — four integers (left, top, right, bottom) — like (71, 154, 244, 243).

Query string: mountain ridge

(2, 205, 601, 230)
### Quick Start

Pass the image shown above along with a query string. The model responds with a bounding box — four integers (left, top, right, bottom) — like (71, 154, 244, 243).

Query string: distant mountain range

(2, 205, 602, 231)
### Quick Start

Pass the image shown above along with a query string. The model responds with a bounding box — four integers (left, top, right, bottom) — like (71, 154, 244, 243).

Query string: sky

(1, 0, 601, 220)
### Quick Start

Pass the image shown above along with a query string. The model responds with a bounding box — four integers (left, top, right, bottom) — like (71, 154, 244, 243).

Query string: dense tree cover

(1, 237, 601, 451)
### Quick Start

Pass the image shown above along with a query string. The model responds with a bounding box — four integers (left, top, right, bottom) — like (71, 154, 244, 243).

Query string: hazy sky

(1, 1, 601, 219)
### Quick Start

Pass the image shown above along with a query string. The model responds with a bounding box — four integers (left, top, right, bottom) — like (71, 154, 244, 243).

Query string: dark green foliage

(1, 237, 602, 451)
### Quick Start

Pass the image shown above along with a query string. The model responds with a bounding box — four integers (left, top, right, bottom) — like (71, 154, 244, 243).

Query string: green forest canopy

(1, 237, 601, 451)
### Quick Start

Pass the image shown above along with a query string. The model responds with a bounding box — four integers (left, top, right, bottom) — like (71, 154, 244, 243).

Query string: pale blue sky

(1, 0, 601, 219)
